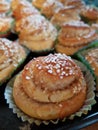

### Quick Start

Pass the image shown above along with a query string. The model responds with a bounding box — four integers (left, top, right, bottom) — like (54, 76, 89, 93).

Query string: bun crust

(0, 38, 26, 83)
(85, 48, 98, 76)
(13, 53, 87, 120)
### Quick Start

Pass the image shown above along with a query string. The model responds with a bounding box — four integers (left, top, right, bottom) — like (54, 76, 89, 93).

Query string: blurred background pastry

(55, 21, 98, 55)
(0, 38, 27, 85)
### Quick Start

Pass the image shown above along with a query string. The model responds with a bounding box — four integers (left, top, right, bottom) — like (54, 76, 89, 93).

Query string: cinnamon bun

(0, 17, 14, 38)
(40, 0, 64, 18)
(11, 0, 39, 20)
(32, 0, 46, 9)
(0, 38, 26, 84)
(80, 5, 98, 21)
(16, 14, 57, 52)
(51, 6, 80, 27)
(85, 48, 98, 90)
(0, 0, 10, 14)
(55, 21, 98, 55)
(13, 53, 87, 120)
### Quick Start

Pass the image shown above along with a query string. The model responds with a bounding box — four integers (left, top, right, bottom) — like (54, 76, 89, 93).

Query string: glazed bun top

(21, 53, 86, 103)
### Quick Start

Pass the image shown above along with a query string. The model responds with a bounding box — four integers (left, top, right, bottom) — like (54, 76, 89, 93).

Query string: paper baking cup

(4, 60, 96, 125)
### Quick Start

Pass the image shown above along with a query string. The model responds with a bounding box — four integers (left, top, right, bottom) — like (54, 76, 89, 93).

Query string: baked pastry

(92, 22, 98, 31)
(40, 0, 64, 18)
(85, 48, 98, 90)
(13, 53, 87, 120)
(80, 5, 98, 21)
(32, 0, 46, 9)
(15, 14, 57, 52)
(61, 0, 85, 9)
(0, 0, 10, 14)
(0, 17, 14, 38)
(55, 21, 98, 55)
(0, 38, 26, 85)
(11, 0, 39, 20)
(51, 6, 80, 27)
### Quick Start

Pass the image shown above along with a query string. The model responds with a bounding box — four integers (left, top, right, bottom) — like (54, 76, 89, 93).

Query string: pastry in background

(15, 14, 57, 52)
(13, 53, 87, 120)
(60, 0, 85, 9)
(0, 38, 27, 85)
(80, 5, 98, 21)
(85, 48, 98, 90)
(55, 21, 98, 55)
(51, 6, 80, 27)
(32, 0, 46, 9)
(73, 41, 98, 91)
(40, 0, 64, 18)
(0, 17, 14, 38)
(11, 0, 40, 20)
(0, 0, 10, 15)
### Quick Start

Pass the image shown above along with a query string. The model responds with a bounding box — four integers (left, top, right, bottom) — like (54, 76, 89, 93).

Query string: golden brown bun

(16, 15, 57, 51)
(32, 0, 46, 9)
(0, 38, 26, 83)
(55, 44, 86, 55)
(0, 0, 10, 13)
(51, 6, 80, 26)
(85, 48, 98, 75)
(0, 17, 13, 38)
(80, 5, 98, 21)
(41, 0, 64, 18)
(61, 0, 85, 8)
(11, 0, 39, 20)
(55, 21, 98, 55)
(13, 53, 87, 120)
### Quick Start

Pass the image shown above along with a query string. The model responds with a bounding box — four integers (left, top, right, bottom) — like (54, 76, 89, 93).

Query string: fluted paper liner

(4, 60, 96, 125)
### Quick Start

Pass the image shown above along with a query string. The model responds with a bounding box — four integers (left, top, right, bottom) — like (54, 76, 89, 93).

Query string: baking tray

(0, 0, 98, 130)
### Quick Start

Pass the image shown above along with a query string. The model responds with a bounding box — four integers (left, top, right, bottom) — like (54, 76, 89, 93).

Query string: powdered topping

(86, 48, 98, 64)
(18, 0, 32, 7)
(0, 17, 13, 32)
(21, 6, 39, 16)
(19, 15, 57, 40)
(0, 0, 10, 13)
(35, 53, 79, 79)
(22, 53, 86, 103)
(63, 20, 89, 27)
(0, 38, 24, 68)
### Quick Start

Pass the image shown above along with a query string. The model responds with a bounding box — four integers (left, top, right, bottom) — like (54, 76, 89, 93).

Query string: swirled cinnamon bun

(32, 0, 46, 9)
(80, 6, 98, 21)
(0, 17, 14, 38)
(13, 53, 87, 120)
(11, 0, 39, 20)
(16, 14, 57, 52)
(92, 22, 98, 31)
(51, 6, 80, 27)
(0, 38, 26, 84)
(41, 0, 64, 18)
(0, 0, 10, 13)
(55, 21, 98, 55)
(61, 0, 85, 9)
(85, 48, 98, 90)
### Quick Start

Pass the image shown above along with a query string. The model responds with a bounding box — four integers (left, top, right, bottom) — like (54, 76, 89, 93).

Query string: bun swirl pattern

(13, 53, 87, 120)
(0, 38, 26, 84)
